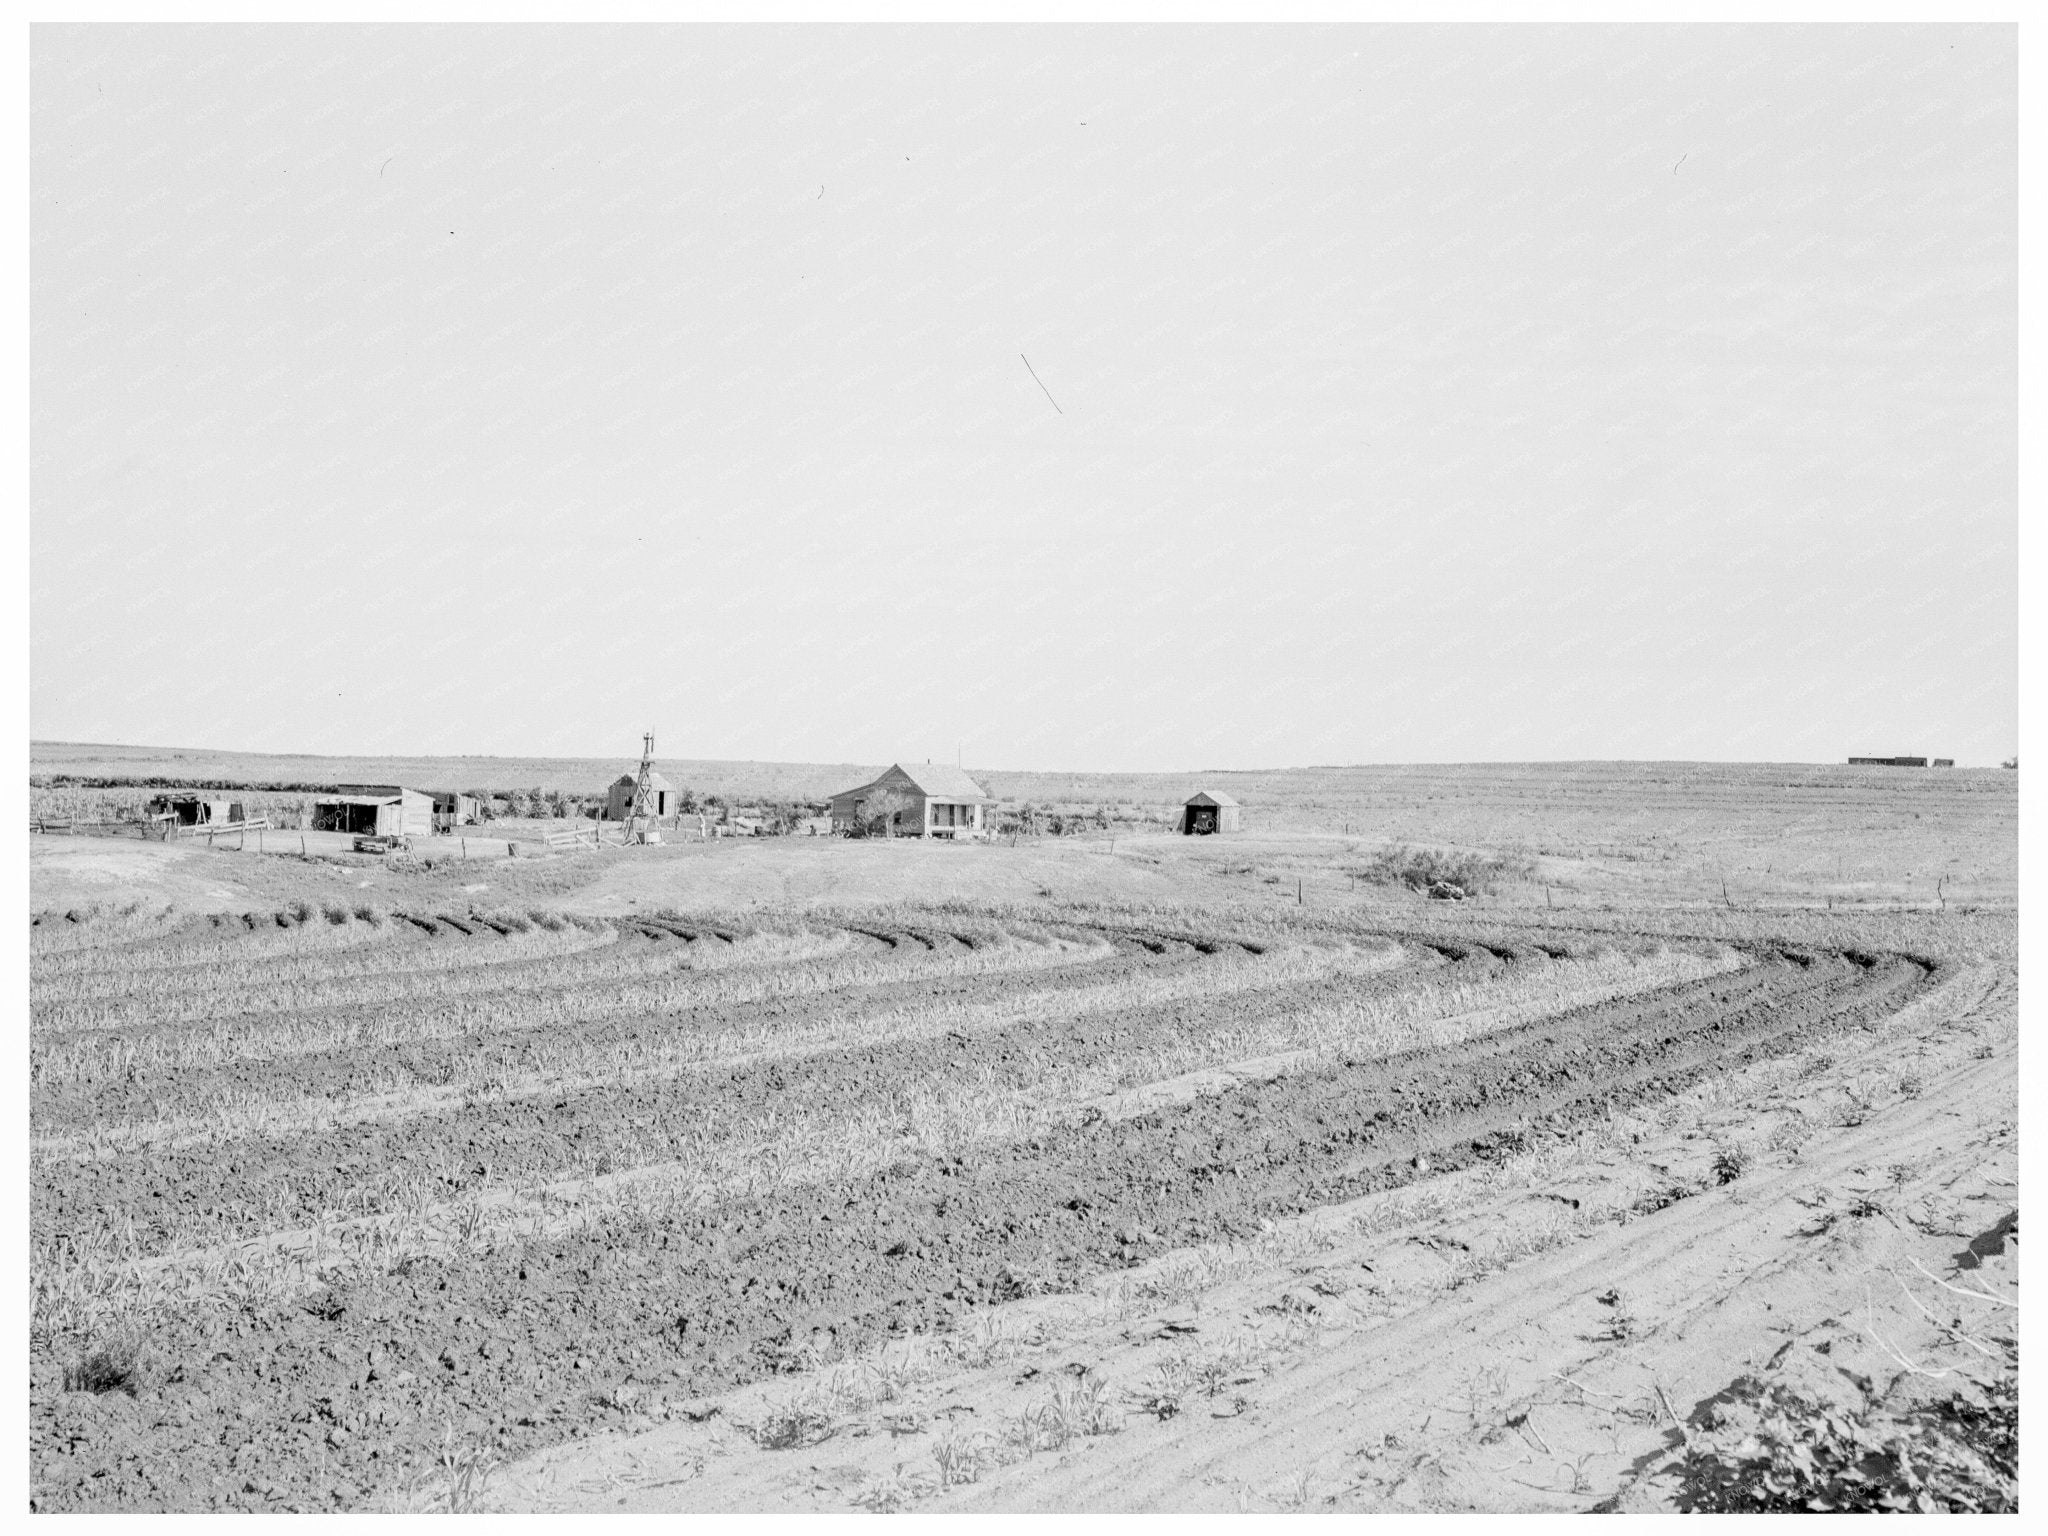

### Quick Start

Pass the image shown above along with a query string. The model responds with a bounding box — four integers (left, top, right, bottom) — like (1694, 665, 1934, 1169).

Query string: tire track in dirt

(944, 967, 2012, 1513)
(26, 945, 1932, 1511)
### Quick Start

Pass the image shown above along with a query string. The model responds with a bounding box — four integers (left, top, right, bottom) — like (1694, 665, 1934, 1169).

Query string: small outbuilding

(1180, 791, 1242, 835)
(146, 794, 245, 827)
(606, 771, 677, 821)
(312, 785, 434, 837)
(429, 792, 481, 833)
(830, 762, 991, 838)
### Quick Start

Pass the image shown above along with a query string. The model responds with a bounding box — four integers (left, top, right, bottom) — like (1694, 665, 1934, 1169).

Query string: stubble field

(27, 762, 2018, 1512)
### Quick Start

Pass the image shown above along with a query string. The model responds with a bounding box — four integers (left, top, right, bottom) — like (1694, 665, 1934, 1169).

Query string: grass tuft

(63, 1335, 150, 1396)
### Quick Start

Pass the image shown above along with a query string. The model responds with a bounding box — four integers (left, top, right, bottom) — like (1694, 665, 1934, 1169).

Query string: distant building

(313, 786, 433, 837)
(1180, 791, 1243, 835)
(1931, 758, 1955, 768)
(830, 763, 990, 838)
(146, 794, 245, 827)
(1848, 756, 1930, 768)
(605, 771, 677, 821)
(429, 792, 481, 833)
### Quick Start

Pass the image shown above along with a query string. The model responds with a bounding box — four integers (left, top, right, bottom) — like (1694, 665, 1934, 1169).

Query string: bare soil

(28, 784, 2017, 1513)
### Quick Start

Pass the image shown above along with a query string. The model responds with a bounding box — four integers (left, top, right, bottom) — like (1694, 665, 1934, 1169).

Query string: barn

(312, 786, 434, 837)
(605, 771, 677, 821)
(1180, 791, 1242, 835)
(830, 763, 990, 838)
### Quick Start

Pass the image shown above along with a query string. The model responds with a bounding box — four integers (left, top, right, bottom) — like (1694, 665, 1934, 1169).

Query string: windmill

(624, 730, 663, 845)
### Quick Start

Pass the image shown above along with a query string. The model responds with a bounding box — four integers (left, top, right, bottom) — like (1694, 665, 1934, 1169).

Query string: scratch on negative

(1021, 354, 1063, 415)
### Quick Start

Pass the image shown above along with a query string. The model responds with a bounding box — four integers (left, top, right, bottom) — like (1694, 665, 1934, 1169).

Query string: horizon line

(27, 740, 2009, 776)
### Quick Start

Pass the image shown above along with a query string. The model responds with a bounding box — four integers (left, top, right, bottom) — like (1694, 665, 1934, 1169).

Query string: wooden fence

(544, 826, 616, 849)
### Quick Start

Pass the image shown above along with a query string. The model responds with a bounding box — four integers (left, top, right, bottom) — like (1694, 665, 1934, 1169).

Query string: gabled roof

(886, 762, 990, 800)
(832, 762, 990, 802)
(1185, 790, 1241, 807)
(611, 771, 675, 791)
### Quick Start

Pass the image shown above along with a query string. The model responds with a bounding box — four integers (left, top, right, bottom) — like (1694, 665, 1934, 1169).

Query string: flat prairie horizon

(27, 739, 2016, 782)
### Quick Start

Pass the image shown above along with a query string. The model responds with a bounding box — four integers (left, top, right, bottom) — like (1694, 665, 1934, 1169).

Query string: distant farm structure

(430, 791, 481, 833)
(311, 786, 434, 837)
(145, 793, 245, 827)
(605, 770, 677, 821)
(1180, 791, 1243, 835)
(1848, 756, 1931, 768)
(831, 763, 990, 838)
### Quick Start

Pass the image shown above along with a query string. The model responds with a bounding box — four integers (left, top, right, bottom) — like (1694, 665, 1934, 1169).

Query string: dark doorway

(315, 801, 382, 835)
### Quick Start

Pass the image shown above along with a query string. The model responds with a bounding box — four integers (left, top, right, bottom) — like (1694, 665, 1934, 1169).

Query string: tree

(861, 787, 912, 838)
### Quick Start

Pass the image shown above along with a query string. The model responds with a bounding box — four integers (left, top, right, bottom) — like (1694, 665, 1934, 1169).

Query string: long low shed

(312, 786, 434, 837)
(145, 795, 245, 826)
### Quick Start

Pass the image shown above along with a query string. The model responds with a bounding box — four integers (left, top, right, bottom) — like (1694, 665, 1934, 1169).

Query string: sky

(30, 24, 2017, 772)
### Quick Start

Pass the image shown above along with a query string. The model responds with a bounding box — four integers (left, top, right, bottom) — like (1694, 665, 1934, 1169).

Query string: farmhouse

(605, 771, 677, 820)
(830, 762, 990, 838)
(1848, 756, 1930, 768)
(1180, 791, 1242, 835)
(311, 785, 434, 837)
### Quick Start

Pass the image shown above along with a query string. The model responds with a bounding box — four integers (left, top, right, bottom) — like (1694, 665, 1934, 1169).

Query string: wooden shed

(1180, 791, 1242, 835)
(430, 791, 481, 833)
(606, 770, 677, 821)
(312, 786, 434, 837)
(830, 763, 990, 838)
(146, 794, 246, 827)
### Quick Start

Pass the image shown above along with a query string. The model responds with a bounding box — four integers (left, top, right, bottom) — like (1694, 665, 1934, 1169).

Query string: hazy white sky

(31, 24, 2016, 771)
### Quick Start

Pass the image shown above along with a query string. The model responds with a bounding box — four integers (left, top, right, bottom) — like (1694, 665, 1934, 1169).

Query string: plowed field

(28, 856, 2014, 1512)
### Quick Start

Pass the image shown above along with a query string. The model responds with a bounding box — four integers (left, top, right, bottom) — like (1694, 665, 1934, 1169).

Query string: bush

(1355, 844, 1531, 897)
(1676, 1347, 2017, 1513)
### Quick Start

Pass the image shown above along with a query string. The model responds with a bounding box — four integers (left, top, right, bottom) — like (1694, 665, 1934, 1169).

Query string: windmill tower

(625, 730, 663, 845)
